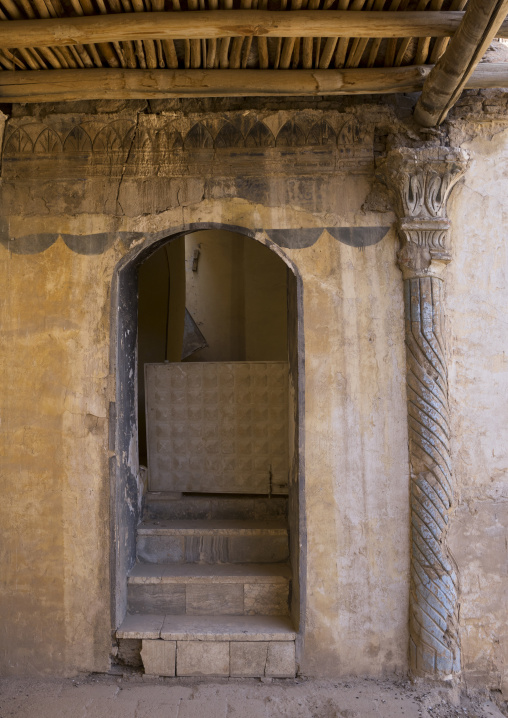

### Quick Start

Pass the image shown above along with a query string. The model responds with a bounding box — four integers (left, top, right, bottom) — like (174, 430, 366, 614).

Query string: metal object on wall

(378, 147, 468, 679)
(145, 361, 289, 495)
(181, 308, 208, 361)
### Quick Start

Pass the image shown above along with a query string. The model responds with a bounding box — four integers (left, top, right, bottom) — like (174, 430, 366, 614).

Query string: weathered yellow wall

(289, 230, 409, 675)
(0, 103, 506, 687)
(0, 236, 120, 675)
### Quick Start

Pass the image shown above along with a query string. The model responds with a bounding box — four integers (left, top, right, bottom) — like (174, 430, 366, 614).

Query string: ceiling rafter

(2, 10, 508, 48)
(0, 0, 506, 116)
(415, 0, 508, 125)
(0, 63, 506, 102)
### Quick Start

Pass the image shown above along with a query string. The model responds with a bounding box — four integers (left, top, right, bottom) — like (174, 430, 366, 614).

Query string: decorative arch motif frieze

(2, 112, 372, 157)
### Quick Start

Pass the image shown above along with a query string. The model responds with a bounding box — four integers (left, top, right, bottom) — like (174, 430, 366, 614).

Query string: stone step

(143, 492, 288, 521)
(117, 613, 296, 641)
(127, 562, 291, 616)
(136, 519, 289, 564)
(116, 614, 296, 678)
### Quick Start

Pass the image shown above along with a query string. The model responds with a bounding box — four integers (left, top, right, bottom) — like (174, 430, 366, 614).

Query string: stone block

(178, 700, 227, 718)
(186, 583, 243, 615)
(141, 639, 176, 676)
(116, 613, 164, 639)
(265, 641, 295, 677)
(137, 535, 185, 563)
(185, 536, 229, 563)
(128, 583, 186, 614)
(228, 536, 288, 563)
(160, 614, 296, 641)
(117, 638, 142, 667)
(244, 583, 289, 615)
(230, 641, 268, 677)
(176, 641, 230, 676)
(226, 699, 267, 718)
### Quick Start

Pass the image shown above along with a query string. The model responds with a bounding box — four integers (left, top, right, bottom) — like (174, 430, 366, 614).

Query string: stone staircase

(116, 492, 296, 677)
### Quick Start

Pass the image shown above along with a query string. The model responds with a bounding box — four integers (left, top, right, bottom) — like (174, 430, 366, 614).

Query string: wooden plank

(0, 10, 491, 48)
(0, 64, 505, 102)
(414, 0, 508, 126)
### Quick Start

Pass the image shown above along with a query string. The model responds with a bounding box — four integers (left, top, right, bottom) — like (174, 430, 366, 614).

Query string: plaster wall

(138, 245, 172, 464)
(446, 123, 508, 696)
(0, 100, 505, 687)
(183, 230, 288, 363)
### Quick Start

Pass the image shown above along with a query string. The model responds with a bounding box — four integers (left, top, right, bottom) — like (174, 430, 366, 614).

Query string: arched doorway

(111, 225, 304, 678)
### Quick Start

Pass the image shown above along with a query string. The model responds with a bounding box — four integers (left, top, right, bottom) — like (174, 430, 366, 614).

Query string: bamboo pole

(95, 0, 126, 66)
(241, 0, 255, 68)
(414, 0, 444, 65)
(335, 0, 365, 68)
(131, 0, 158, 68)
(345, 0, 373, 68)
(429, 0, 467, 63)
(0, 0, 46, 67)
(393, 0, 430, 66)
(302, 0, 319, 68)
(77, 0, 121, 67)
(219, 0, 232, 67)
(279, 0, 302, 69)
(206, 0, 218, 68)
(1, 47, 26, 68)
(384, 0, 405, 66)
(229, 0, 252, 68)
(187, 0, 202, 68)
(319, 0, 348, 68)
(107, 0, 137, 67)
(256, 0, 269, 67)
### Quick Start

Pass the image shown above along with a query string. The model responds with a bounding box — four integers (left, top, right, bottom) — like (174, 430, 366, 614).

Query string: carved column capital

(377, 147, 469, 279)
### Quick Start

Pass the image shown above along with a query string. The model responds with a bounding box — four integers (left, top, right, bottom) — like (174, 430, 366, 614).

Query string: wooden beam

(0, 63, 505, 103)
(414, 0, 508, 126)
(0, 67, 433, 102)
(0, 10, 481, 49)
(468, 62, 508, 88)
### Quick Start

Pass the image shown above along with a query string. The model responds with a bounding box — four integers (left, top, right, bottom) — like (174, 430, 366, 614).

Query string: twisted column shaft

(378, 147, 468, 679)
(405, 275, 460, 676)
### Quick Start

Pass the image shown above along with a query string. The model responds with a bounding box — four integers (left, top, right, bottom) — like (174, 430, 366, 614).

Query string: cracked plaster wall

(0, 98, 506, 686)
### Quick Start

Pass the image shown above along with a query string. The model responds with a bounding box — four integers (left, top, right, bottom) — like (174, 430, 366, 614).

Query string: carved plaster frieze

(1, 111, 375, 181)
(2, 112, 371, 157)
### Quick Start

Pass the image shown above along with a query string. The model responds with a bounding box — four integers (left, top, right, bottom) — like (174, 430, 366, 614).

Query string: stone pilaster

(378, 147, 469, 680)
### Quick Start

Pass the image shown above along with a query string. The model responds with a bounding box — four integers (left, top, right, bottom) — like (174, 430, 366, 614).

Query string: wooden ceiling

(0, 0, 507, 123)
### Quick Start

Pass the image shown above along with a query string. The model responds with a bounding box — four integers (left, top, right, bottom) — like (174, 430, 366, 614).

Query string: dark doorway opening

(111, 226, 304, 671)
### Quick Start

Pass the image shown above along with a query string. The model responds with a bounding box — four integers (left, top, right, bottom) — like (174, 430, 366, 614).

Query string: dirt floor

(0, 670, 507, 718)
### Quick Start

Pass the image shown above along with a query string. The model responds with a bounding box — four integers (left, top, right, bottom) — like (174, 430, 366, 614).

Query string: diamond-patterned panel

(146, 362, 289, 494)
